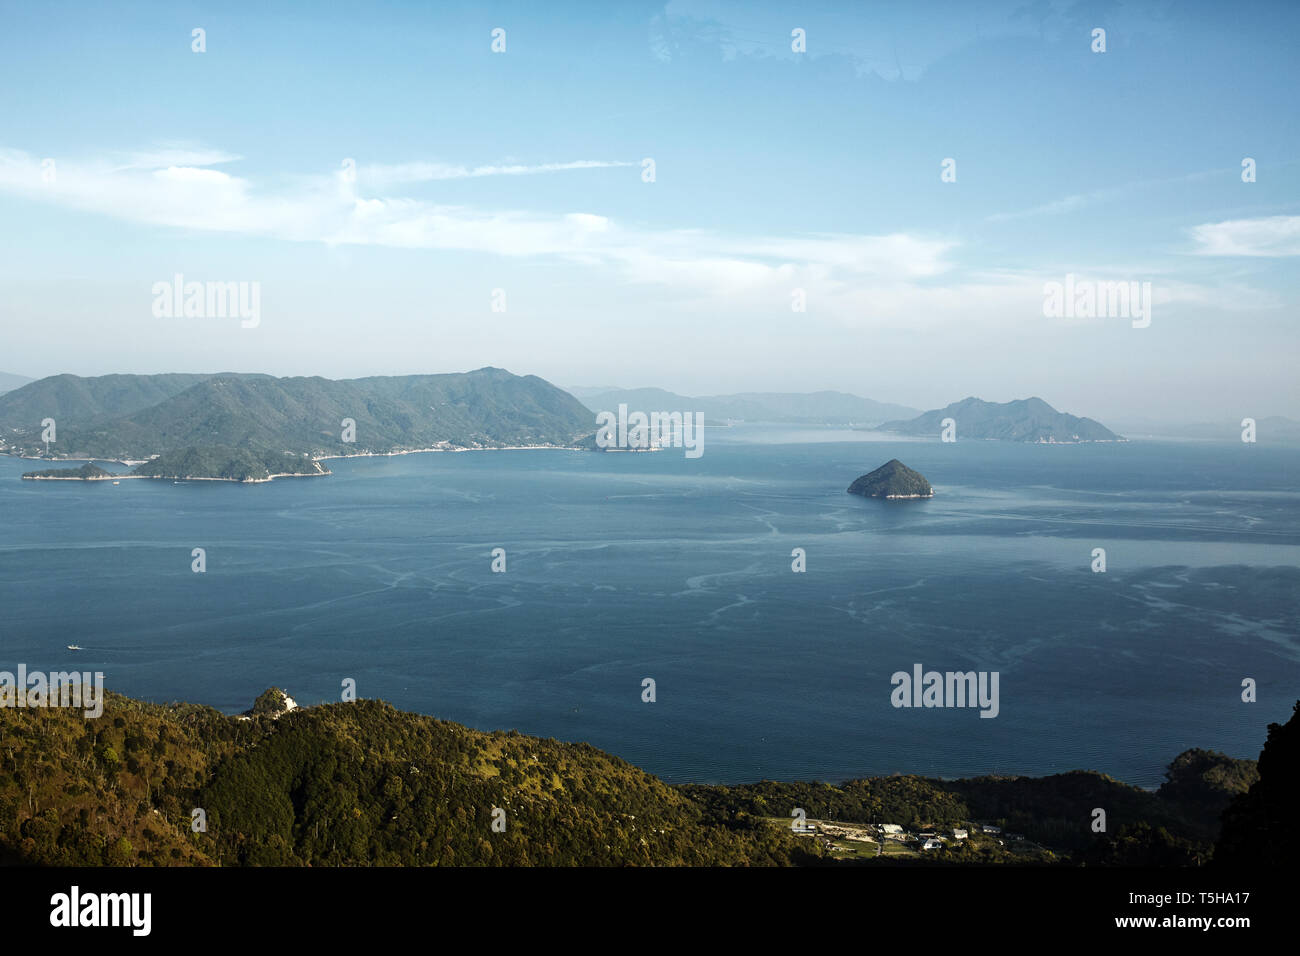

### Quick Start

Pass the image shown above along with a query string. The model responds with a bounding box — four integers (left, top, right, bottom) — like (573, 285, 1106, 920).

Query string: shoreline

(314, 443, 584, 461)
(22, 472, 329, 483)
(12, 443, 584, 483)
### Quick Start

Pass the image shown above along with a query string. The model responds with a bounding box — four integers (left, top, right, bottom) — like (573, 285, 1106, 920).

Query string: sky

(0, 0, 1297, 423)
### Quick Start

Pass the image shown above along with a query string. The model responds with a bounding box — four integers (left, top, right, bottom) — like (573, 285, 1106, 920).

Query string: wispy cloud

(985, 194, 1089, 223)
(0, 144, 955, 287)
(361, 159, 635, 189)
(0, 143, 1258, 330)
(109, 144, 243, 173)
(1189, 215, 1300, 257)
(987, 169, 1226, 223)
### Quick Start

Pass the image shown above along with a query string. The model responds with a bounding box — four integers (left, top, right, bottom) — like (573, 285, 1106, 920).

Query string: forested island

(21, 462, 115, 480)
(1, 687, 1290, 867)
(2, 368, 596, 481)
(131, 446, 330, 482)
(21, 449, 329, 482)
(879, 396, 1122, 442)
(847, 459, 934, 498)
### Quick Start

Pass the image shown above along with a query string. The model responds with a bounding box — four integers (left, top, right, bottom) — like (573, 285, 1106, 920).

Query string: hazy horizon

(2, 364, 1296, 428)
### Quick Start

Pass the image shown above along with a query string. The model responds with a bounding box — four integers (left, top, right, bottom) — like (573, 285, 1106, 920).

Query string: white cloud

(0, 143, 1263, 331)
(113, 145, 242, 171)
(1189, 215, 1300, 257)
(152, 166, 234, 184)
(0, 144, 954, 280)
(361, 159, 634, 188)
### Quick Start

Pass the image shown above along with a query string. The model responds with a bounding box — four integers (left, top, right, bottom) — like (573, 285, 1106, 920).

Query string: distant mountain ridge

(0, 372, 209, 425)
(0, 369, 596, 472)
(880, 397, 1122, 443)
(572, 387, 918, 425)
(0, 371, 34, 395)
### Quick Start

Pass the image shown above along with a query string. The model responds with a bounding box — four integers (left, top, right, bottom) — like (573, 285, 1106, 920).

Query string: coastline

(12, 443, 585, 483)
(22, 472, 328, 483)
(313, 443, 584, 461)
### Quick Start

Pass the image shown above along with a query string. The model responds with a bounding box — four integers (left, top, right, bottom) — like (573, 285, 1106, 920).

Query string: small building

(982, 825, 1002, 835)
(921, 838, 943, 851)
(952, 828, 968, 840)
(880, 824, 904, 835)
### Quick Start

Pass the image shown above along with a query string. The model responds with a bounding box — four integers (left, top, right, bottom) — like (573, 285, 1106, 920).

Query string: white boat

(67, 644, 83, 651)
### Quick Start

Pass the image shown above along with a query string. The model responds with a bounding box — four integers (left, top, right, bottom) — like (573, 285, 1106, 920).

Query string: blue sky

(1, 0, 1297, 421)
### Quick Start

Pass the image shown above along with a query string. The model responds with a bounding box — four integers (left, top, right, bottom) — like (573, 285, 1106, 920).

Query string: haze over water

(3, 426, 1297, 789)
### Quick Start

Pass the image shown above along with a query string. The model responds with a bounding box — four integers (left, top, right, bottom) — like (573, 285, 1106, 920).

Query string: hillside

(685, 744, 1257, 866)
(0, 687, 1272, 867)
(574, 387, 918, 425)
(0, 691, 817, 867)
(0, 373, 209, 433)
(0, 368, 596, 462)
(880, 397, 1122, 442)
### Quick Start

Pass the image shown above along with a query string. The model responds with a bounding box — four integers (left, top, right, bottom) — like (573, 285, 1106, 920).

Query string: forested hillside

(0, 368, 595, 463)
(2, 688, 1278, 867)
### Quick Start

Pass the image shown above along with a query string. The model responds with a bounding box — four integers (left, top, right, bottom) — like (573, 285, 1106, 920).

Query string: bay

(2, 425, 1297, 788)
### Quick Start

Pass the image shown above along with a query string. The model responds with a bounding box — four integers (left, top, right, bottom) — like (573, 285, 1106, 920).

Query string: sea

(2, 424, 1297, 789)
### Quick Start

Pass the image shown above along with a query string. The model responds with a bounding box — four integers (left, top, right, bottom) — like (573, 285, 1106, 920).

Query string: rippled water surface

(2, 428, 1297, 787)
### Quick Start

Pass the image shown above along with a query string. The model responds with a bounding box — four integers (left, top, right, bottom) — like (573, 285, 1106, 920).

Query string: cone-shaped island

(846, 459, 933, 498)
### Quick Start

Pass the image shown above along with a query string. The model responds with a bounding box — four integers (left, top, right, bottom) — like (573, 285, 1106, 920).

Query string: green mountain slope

(0, 691, 817, 867)
(0, 368, 595, 461)
(0, 687, 1268, 867)
(0, 373, 210, 434)
(880, 397, 1122, 442)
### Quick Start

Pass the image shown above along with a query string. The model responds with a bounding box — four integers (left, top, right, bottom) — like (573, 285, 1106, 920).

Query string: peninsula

(21, 462, 115, 481)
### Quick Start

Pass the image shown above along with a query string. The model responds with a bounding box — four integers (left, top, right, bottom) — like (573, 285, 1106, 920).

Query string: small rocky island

(847, 459, 933, 498)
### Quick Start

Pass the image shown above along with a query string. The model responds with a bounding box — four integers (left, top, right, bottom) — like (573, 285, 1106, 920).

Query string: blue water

(2, 427, 1298, 788)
